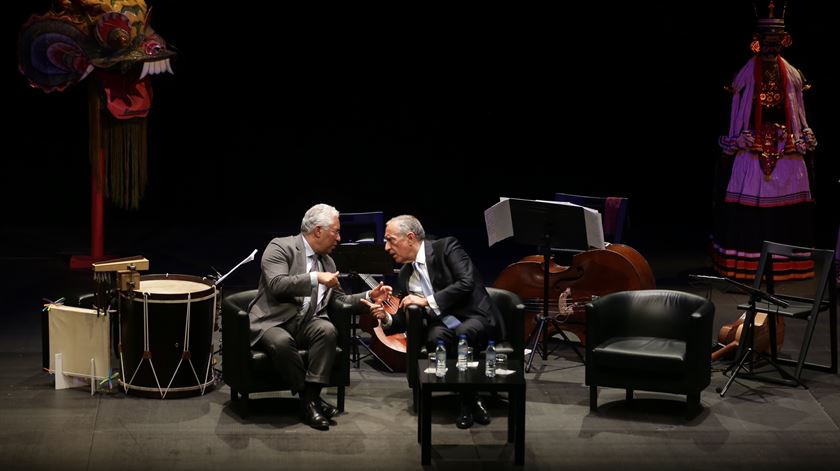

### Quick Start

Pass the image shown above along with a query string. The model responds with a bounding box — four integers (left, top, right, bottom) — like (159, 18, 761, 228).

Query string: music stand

(332, 243, 394, 276)
(331, 243, 396, 370)
(339, 211, 385, 244)
(485, 198, 605, 371)
(689, 275, 801, 396)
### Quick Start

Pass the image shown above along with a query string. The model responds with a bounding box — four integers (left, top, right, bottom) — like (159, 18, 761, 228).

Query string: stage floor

(1, 236, 839, 470)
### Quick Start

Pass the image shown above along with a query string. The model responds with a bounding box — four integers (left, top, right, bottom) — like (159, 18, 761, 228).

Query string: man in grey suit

(249, 203, 389, 430)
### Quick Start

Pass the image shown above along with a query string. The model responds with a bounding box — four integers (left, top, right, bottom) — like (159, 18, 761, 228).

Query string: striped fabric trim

(710, 247, 815, 281)
(724, 191, 813, 207)
(710, 242, 761, 260)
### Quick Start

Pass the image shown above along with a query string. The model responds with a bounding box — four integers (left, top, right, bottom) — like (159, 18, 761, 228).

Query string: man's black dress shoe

(456, 401, 474, 429)
(473, 396, 491, 425)
(316, 397, 339, 419)
(302, 400, 330, 430)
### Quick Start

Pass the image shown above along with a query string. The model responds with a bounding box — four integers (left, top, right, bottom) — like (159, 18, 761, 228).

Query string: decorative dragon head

(19, 0, 175, 119)
(18, 1, 176, 208)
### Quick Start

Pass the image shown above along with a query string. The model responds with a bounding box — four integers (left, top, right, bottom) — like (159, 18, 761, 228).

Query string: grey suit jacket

(248, 234, 365, 346)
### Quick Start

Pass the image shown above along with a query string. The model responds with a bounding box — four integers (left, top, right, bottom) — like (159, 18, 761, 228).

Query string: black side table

(417, 359, 526, 465)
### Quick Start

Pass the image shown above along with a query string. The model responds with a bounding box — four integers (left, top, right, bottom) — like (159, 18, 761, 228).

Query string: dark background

(2, 1, 837, 290)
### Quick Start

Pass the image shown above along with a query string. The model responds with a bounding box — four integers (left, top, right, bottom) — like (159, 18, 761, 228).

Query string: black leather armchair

(221, 290, 353, 417)
(406, 287, 525, 409)
(585, 289, 714, 412)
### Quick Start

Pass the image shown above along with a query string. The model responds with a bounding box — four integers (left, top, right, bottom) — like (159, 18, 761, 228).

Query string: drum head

(126, 274, 216, 302)
(138, 279, 211, 295)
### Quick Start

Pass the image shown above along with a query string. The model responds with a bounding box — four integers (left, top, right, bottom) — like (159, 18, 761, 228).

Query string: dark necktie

(306, 254, 322, 316)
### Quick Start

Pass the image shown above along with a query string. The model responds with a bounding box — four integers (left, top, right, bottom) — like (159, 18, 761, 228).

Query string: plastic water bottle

(457, 335, 468, 371)
(435, 340, 446, 378)
(485, 340, 496, 378)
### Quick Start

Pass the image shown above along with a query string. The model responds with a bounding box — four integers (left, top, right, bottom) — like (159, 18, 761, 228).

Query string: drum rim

(118, 379, 215, 395)
(120, 274, 216, 301)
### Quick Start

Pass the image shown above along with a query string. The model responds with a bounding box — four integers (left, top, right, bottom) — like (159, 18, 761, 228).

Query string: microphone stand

(690, 275, 803, 396)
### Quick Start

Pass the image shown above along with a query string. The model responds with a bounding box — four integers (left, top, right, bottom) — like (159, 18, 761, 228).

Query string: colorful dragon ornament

(18, 0, 175, 208)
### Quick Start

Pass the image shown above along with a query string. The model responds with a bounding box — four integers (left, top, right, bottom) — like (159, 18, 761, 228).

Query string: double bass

(356, 274, 407, 372)
(493, 244, 656, 346)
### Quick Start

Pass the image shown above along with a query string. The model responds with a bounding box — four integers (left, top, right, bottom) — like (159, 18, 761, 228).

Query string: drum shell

(119, 274, 216, 398)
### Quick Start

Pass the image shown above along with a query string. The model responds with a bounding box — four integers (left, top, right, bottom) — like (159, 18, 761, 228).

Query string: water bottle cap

(459, 334, 466, 339)
(488, 340, 495, 345)
(437, 339, 444, 345)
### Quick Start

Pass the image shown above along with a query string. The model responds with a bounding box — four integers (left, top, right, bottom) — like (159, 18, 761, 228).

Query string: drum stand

(212, 290, 224, 383)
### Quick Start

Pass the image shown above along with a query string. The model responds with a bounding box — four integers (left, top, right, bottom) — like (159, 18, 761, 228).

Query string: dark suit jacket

(248, 234, 365, 346)
(383, 237, 504, 339)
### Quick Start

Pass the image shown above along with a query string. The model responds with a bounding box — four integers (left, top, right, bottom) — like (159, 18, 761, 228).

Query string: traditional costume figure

(712, 1, 817, 280)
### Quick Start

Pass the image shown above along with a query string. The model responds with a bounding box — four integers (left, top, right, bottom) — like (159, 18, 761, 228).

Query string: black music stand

(332, 243, 394, 276)
(339, 211, 385, 244)
(485, 198, 604, 372)
(690, 275, 801, 396)
(331, 243, 396, 369)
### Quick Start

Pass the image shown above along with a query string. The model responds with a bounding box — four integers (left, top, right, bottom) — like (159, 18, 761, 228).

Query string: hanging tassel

(88, 79, 149, 209)
(100, 112, 148, 209)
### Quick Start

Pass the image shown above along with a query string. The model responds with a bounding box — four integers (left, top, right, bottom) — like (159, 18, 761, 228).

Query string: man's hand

(360, 298, 388, 321)
(369, 281, 392, 303)
(399, 294, 428, 309)
(317, 271, 341, 289)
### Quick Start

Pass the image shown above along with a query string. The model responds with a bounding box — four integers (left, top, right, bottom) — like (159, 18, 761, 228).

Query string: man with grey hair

(362, 214, 502, 429)
(249, 203, 389, 430)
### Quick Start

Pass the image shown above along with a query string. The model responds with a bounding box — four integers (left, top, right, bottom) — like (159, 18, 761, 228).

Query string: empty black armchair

(585, 289, 715, 412)
(221, 290, 353, 417)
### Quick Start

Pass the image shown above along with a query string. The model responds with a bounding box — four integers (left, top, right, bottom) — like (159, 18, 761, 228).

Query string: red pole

(91, 149, 105, 259)
(70, 149, 107, 269)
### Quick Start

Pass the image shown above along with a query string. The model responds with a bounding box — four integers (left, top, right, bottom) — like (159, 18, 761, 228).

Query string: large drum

(118, 274, 217, 398)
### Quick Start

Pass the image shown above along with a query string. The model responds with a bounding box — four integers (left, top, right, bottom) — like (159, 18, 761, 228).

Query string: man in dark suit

(249, 203, 388, 430)
(362, 214, 502, 429)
